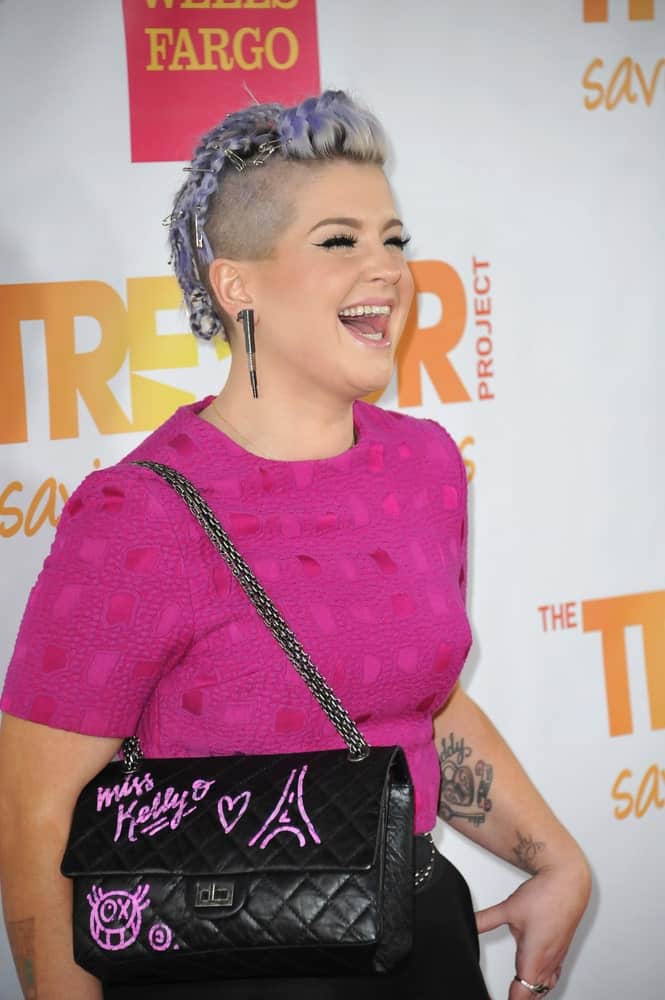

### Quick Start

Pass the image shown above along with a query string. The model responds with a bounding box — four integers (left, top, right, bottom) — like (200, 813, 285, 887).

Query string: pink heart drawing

(217, 791, 251, 833)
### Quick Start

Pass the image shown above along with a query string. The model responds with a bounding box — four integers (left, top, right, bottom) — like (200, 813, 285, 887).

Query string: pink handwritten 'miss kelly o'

(95, 772, 216, 843)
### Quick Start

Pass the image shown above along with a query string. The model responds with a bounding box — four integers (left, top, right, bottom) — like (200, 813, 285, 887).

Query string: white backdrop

(1, 1, 664, 997)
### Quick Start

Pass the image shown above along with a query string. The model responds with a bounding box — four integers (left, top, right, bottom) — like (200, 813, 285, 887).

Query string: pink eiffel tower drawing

(248, 764, 321, 849)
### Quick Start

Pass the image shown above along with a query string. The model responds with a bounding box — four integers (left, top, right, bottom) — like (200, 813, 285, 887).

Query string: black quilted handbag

(61, 462, 418, 985)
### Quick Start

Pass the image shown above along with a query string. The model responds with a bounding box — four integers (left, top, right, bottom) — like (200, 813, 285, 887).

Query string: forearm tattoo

(513, 830, 545, 875)
(438, 731, 494, 826)
(7, 918, 37, 999)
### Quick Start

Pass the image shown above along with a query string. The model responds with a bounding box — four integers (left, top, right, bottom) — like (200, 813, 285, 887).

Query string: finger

(512, 971, 559, 998)
(512, 922, 567, 992)
(509, 977, 526, 1000)
(511, 977, 546, 1000)
(475, 900, 508, 934)
(513, 937, 566, 994)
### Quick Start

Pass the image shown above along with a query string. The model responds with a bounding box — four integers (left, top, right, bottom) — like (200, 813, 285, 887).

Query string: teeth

(338, 304, 391, 317)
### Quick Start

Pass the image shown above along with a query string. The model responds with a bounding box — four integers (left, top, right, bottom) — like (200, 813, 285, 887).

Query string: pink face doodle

(87, 883, 150, 951)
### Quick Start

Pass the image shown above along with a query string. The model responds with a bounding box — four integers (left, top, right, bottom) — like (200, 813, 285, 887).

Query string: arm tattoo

(438, 731, 494, 827)
(513, 830, 545, 875)
(7, 918, 37, 999)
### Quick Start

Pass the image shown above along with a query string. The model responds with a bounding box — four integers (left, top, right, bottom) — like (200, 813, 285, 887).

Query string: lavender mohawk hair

(166, 90, 389, 342)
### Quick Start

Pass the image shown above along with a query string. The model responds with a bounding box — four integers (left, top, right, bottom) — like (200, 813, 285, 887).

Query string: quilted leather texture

(62, 747, 414, 982)
(374, 781, 415, 972)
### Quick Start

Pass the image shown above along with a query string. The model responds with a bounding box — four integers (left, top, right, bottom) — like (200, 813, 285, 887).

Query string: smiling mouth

(337, 304, 392, 344)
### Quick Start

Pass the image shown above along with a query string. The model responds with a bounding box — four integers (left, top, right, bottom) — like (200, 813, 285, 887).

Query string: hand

(475, 859, 591, 998)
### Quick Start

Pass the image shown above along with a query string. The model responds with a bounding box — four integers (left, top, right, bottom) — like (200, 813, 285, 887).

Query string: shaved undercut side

(204, 158, 303, 262)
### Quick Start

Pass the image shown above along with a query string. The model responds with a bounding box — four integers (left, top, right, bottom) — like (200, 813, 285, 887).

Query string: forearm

(1, 825, 102, 1000)
(434, 684, 589, 880)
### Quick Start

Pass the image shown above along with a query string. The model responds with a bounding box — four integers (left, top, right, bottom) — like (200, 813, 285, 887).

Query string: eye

(315, 233, 412, 251)
(385, 235, 411, 251)
(315, 233, 357, 249)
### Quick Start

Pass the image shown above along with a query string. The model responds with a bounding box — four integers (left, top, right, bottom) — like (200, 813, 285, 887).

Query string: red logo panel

(122, 0, 320, 163)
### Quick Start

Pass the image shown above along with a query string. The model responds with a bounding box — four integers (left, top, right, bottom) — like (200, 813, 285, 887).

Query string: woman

(0, 91, 590, 999)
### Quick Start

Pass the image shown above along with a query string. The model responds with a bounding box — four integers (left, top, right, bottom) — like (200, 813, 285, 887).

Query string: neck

(200, 381, 358, 462)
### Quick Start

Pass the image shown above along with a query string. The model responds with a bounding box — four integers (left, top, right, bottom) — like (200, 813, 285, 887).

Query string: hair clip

(223, 137, 285, 173)
(250, 138, 282, 165)
(194, 209, 203, 249)
(224, 146, 248, 172)
(161, 210, 184, 227)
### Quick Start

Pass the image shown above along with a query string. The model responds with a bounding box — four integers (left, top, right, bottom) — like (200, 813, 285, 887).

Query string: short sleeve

(0, 466, 194, 738)
(425, 419, 469, 609)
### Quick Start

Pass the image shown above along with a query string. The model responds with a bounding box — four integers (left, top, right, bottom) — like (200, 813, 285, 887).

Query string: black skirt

(104, 842, 490, 1000)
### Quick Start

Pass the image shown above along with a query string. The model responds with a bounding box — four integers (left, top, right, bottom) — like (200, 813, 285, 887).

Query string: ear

(207, 258, 253, 318)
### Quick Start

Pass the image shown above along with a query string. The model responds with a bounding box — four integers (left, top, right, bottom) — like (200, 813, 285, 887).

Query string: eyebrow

(308, 216, 404, 235)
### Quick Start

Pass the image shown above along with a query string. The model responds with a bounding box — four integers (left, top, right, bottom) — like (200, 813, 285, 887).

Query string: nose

(363, 243, 404, 286)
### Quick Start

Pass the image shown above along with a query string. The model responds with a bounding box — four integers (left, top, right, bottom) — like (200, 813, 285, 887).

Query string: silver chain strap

(132, 461, 370, 761)
(414, 832, 436, 888)
(121, 735, 143, 772)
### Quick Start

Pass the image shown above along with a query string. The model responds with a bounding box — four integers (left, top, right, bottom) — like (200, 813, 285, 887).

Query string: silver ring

(514, 977, 550, 995)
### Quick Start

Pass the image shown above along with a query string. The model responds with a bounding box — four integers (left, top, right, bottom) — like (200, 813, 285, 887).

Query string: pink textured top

(1, 397, 470, 833)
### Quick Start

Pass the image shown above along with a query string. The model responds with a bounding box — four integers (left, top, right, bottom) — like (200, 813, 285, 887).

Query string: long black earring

(236, 308, 258, 399)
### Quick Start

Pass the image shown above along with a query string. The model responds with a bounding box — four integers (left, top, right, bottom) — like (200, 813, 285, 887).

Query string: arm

(433, 683, 591, 997)
(0, 713, 122, 999)
(0, 467, 192, 998)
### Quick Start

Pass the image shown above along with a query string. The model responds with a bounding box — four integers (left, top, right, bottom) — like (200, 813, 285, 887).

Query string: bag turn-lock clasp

(195, 880, 234, 908)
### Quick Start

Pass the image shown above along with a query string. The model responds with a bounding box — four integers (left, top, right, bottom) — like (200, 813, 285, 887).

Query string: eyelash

(316, 233, 412, 251)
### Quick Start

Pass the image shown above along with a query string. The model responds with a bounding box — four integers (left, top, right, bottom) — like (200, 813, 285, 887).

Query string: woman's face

(243, 159, 414, 401)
